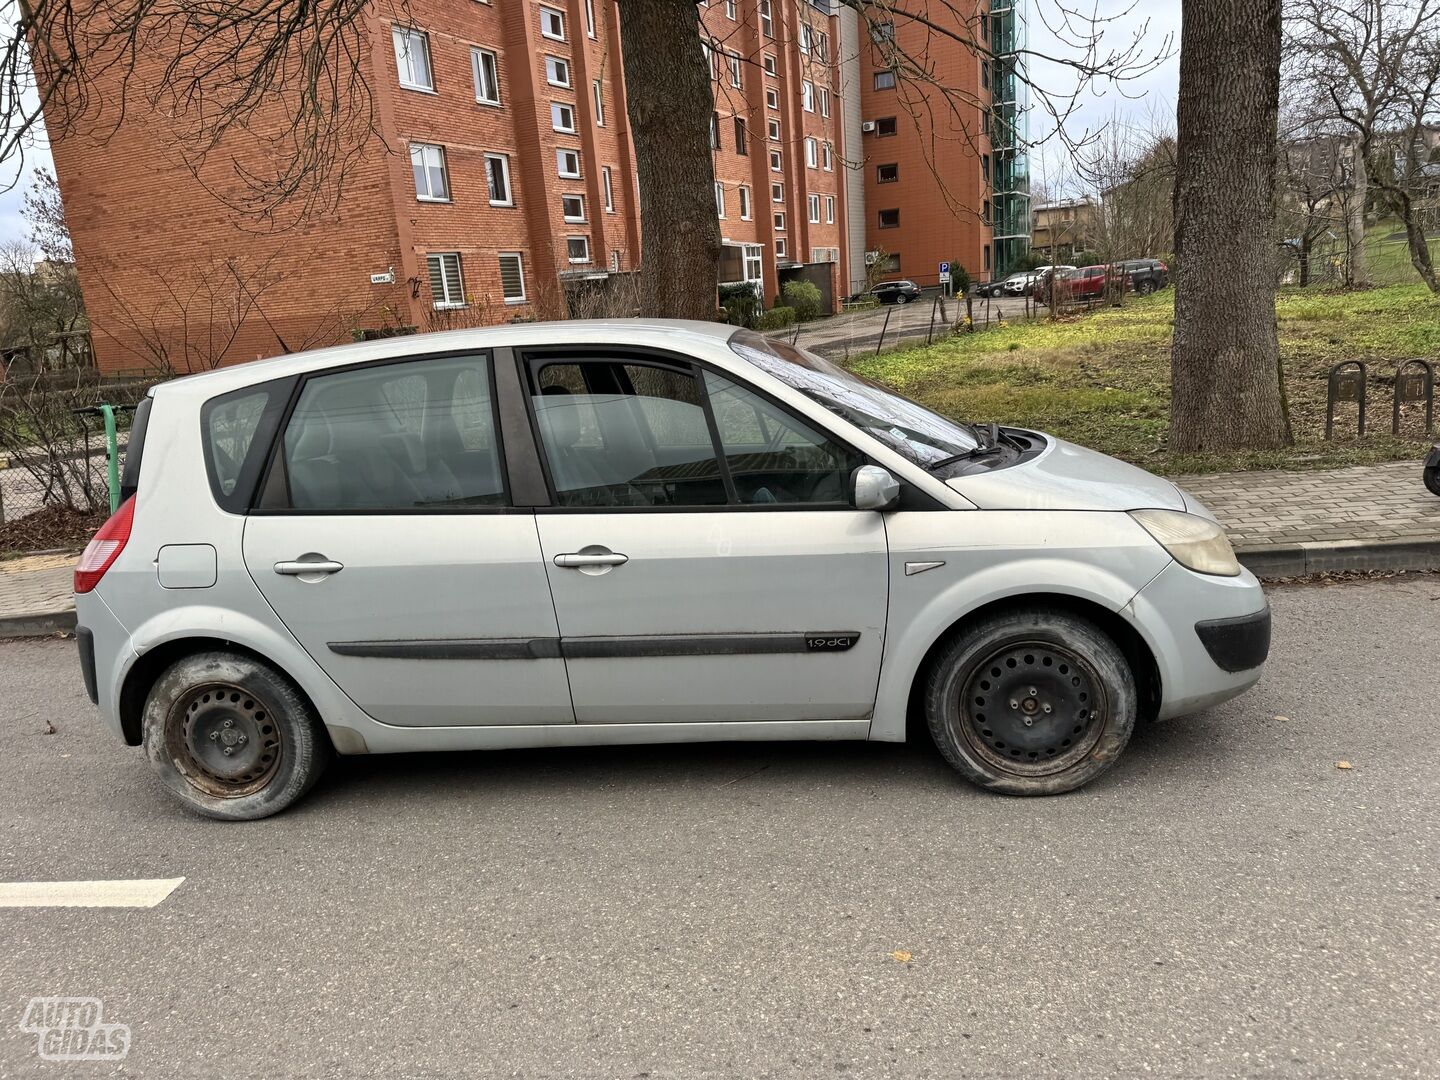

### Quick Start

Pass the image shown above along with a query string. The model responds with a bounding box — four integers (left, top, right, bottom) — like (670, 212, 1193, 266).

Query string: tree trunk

(1171, 0, 1292, 452)
(1399, 196, 1440, 293)
(1345, 140, 1369, 288)
(616, 0, 722, 319)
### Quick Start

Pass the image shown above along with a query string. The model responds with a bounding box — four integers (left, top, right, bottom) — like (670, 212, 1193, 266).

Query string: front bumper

(1195, 607, 1272, 673)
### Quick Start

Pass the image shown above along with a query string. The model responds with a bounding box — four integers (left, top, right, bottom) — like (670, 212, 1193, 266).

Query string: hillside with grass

(853, 281, 1440, 476)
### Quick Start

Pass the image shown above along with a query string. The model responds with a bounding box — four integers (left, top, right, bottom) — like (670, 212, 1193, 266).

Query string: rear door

(239, 350, 574, 728)
(523, 349, 890, 725)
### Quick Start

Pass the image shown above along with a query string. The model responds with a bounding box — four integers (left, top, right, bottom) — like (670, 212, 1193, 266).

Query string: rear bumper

(74, 589, 136, 745)
(76, 626, 98, 704)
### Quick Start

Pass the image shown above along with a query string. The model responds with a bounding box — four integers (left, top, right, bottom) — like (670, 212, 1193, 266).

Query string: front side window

(279, 355, 506, 511)
(410, 143, 449, 201)
(392, 27, 433, 91)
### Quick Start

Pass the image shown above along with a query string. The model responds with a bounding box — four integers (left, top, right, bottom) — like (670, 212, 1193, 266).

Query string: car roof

(152, 319, 743, 398)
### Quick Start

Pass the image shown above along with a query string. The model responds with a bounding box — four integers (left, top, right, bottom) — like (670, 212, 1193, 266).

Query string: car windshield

(728, 330, 980, 465)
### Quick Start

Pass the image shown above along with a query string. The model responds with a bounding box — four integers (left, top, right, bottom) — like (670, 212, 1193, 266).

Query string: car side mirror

(852, 465, 901, 512)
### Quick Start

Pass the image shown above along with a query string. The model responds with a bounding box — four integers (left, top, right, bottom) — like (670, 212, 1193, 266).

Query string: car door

(241, 350, 574, 728)
(524, 349, 890, 725)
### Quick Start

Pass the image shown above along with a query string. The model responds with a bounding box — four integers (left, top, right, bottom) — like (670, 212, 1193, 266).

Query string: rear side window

(276, 354, 507, 511)
(202, 382, 292, 513)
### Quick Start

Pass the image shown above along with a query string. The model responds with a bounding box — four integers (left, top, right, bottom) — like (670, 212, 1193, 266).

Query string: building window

(982, 154, 991, 184)
(724, 0, 736, 18)
(804, 137, 818, 168)
(472, 48, 501, 105)
(774, 211, 786, 230)
(562, 193, 586, 222)
(715, 181, 726, 218)
(876, 116, 897, 137)
(602, 166, 615, 212)
(410, 143, 449, 202)
(808, 193, 820, 223)
(545, 56, 571, 87)
(984, 246, 992, 272)
(871, 21, 894, 43)
(499, 252, 526, 304)
(585, 0, 597, 38)
(874, 70, 896, 91)
(760, 0, 774, 38)
(540, 5, 566, 40)
(763, 53, 778, 76)
(551, 102, 577, 133)
(426, 252, 465, 308)
(815, 30, 829, 63)
(734, 116, 747, 155)
(765, 87, 779, 110)
(610, 249, 622, 272)
(557, 148, 582, 178)
(775, 237, 788, 258)
(799, 24, 813, 55)
(801, 80, 814, 112)
(739, 184, 752, 220)
(767, 118, 781, 141)
(824, 195, 835, 223)
(982, 59, 991, 89)
(485, 153, 512, 206)
(769, 150, 782, 172)
(818, 87, 830, 117)
(392, 27, 433, 91)
(593, 80, 605, 126)
(567, 236, 591, 264)
(822, 141, 833, 171)
(771, 181, 783, 202)
(878, 208, 900, 229)
(877, 162, 898, 183)
(728, 52, 743, 89)
(743, 243, 763, 282)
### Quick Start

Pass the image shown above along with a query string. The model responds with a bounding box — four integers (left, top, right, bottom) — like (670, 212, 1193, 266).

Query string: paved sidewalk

(1, 459, 1438, 636)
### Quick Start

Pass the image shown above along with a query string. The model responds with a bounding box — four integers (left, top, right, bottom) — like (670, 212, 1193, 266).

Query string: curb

(0, 607, 76, 639)
(1238, 538, 1440, 578)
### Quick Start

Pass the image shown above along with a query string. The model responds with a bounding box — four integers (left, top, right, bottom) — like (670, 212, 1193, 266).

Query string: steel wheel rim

(166, 682, 283, 798)
(960, 640, 1108, 777)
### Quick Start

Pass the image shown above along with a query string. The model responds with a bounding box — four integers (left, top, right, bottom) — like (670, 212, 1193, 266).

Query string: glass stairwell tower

(989, 0, 1031, 278)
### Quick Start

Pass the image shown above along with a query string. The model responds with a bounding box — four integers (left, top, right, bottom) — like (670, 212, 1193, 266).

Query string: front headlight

(1129, 509, 1242, 577)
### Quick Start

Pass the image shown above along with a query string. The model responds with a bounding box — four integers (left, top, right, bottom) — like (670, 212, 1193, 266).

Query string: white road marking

(0, 878, 185, 908)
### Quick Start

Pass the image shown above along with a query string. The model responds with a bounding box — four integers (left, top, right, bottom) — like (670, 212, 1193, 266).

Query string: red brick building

(45, 0, 1005, 374)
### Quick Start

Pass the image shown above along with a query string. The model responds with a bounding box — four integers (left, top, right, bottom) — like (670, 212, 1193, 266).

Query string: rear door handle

(554, 552, 628, 569)
(274, 559, 344, 576)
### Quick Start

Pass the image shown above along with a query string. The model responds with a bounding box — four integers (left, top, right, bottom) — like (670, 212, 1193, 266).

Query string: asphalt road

(1, 576, 1437, 1078)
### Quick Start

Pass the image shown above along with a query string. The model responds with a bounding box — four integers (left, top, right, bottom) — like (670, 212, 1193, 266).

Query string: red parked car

(1058, 265, 1135, 302)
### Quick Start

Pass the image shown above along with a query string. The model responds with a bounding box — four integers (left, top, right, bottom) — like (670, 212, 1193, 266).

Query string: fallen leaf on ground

(1336, 760, 1353, 770)
(889, 951, 913, 964)
(1273, 715, 1290, 722)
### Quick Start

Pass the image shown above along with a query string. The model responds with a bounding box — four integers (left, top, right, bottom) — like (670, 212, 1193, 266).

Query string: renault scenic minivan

(74, 321, 1270, 819)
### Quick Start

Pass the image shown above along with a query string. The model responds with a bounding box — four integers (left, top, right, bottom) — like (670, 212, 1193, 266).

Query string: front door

(525, 351, 889, 724)
(241, 351, 574, 728)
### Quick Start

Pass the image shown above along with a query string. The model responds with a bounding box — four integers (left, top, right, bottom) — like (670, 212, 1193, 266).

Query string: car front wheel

(142, 651, 332, 820)
(924, 607, 1137, 796)
(1136, 280, 1157, 296)
(895, 294, 911, 304)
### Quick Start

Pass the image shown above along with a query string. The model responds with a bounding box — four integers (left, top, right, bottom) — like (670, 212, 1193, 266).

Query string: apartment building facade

(46, 0, 1007, 373)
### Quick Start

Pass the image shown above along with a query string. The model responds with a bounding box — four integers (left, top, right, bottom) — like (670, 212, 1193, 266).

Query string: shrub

(782, 279, 824, 321)
(755, 306, 797, 330)
(718, 282, 762, 328)
(949, 263, 972, 296)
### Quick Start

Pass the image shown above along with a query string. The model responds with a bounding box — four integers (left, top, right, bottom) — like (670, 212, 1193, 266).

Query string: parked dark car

(1119, 259, 1170, 295)
(859, 280, 923, 305)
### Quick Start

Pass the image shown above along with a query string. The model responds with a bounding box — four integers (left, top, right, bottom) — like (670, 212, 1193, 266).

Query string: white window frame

(769, 149, 782, 172)
(715, 181, 726, 219)
(392, 27, 434, 92)
(773, 211, 786, 231)
(557, 148, 582, 178)
(566, 236, 591, 264)
(771, 181, 783, 203)
(540, 5, 566, 41)
(799, 24, 812, 55)
(562, 193, 587, 223)
(610, 249, 622, 272)
(585, 0, 597, 38)
(593, 80, 605, 126)
(602, 166, 615, 212)
(498, 252, 526, 305)
(738, 184, 752, 220)
(743, 243, 763, 284)
(427, 252, 465, 309)
(804, 137, 818, 169)
(765, 87, 780, 111)
(472, 47, 501, 105)
(775, 236, 788, 258)
(410, 143, 449, 202)
(767, 118, 781, 141)
(822, 141, 833, 171)
(725, 0, 737, 18)
(545, 55, 571, 88)
(485, 153, 513, 207)
(801, 80, 814, 113)
(763, 53, 777, 77)
(551, 102, 577, 133)
(818, 86, 830, 117)
(824, 194, 835, 224)
(808, 193, 821, 223)
(759, 0, 774, 38)
(728, 52, 743, 90)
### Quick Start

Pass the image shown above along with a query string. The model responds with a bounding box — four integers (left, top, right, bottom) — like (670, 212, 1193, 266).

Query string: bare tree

(1286, 0, 1440, 292)
(1172, 0, 1293, 452)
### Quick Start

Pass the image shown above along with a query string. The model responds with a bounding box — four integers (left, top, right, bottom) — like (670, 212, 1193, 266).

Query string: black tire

(896, 294, 911, 304)
(1137, 280, 1157, 296)
(141, 651, 331, 820)
(924, 607, 1137, 796)
(1426, 465, 1440, 497)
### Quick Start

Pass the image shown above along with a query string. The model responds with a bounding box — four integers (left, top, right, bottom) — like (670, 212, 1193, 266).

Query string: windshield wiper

(925, 423, 1005, 472)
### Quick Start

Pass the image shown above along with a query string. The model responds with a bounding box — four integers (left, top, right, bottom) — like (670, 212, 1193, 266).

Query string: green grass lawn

(852, 282, 1440, 476)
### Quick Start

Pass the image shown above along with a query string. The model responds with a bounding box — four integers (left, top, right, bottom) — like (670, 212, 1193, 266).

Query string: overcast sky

(0, 0, 1182, 245)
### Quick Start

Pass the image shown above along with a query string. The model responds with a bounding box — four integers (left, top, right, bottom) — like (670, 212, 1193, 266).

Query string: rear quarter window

(201, 379, 294, 513)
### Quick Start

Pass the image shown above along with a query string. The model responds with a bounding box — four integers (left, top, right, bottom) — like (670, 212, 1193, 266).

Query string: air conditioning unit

(861, 120, 876, 133)
(864, 251, 880, 266)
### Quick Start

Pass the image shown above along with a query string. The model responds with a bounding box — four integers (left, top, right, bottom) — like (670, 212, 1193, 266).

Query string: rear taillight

(75, 497, 135, 594)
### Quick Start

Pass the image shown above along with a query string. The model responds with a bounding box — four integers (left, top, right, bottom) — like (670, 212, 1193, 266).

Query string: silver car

(74, 321, 1269, 819)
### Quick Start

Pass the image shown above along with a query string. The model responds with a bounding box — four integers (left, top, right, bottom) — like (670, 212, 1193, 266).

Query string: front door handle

(274, 559, 344, 576)
(554, 551, 629, 569)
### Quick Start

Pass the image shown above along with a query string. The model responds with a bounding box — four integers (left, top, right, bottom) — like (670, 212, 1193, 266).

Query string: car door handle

(274, 559, 344, 576)
(554, 551, 628, 569)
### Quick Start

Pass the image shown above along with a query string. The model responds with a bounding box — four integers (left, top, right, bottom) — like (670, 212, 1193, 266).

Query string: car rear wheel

(1136, 280, 1157, 296)
(896, 294, 911, 304)
(1425, 463, 1440, 497)
(924, 607, 1137, 796)
(142, 651, 331, 820)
